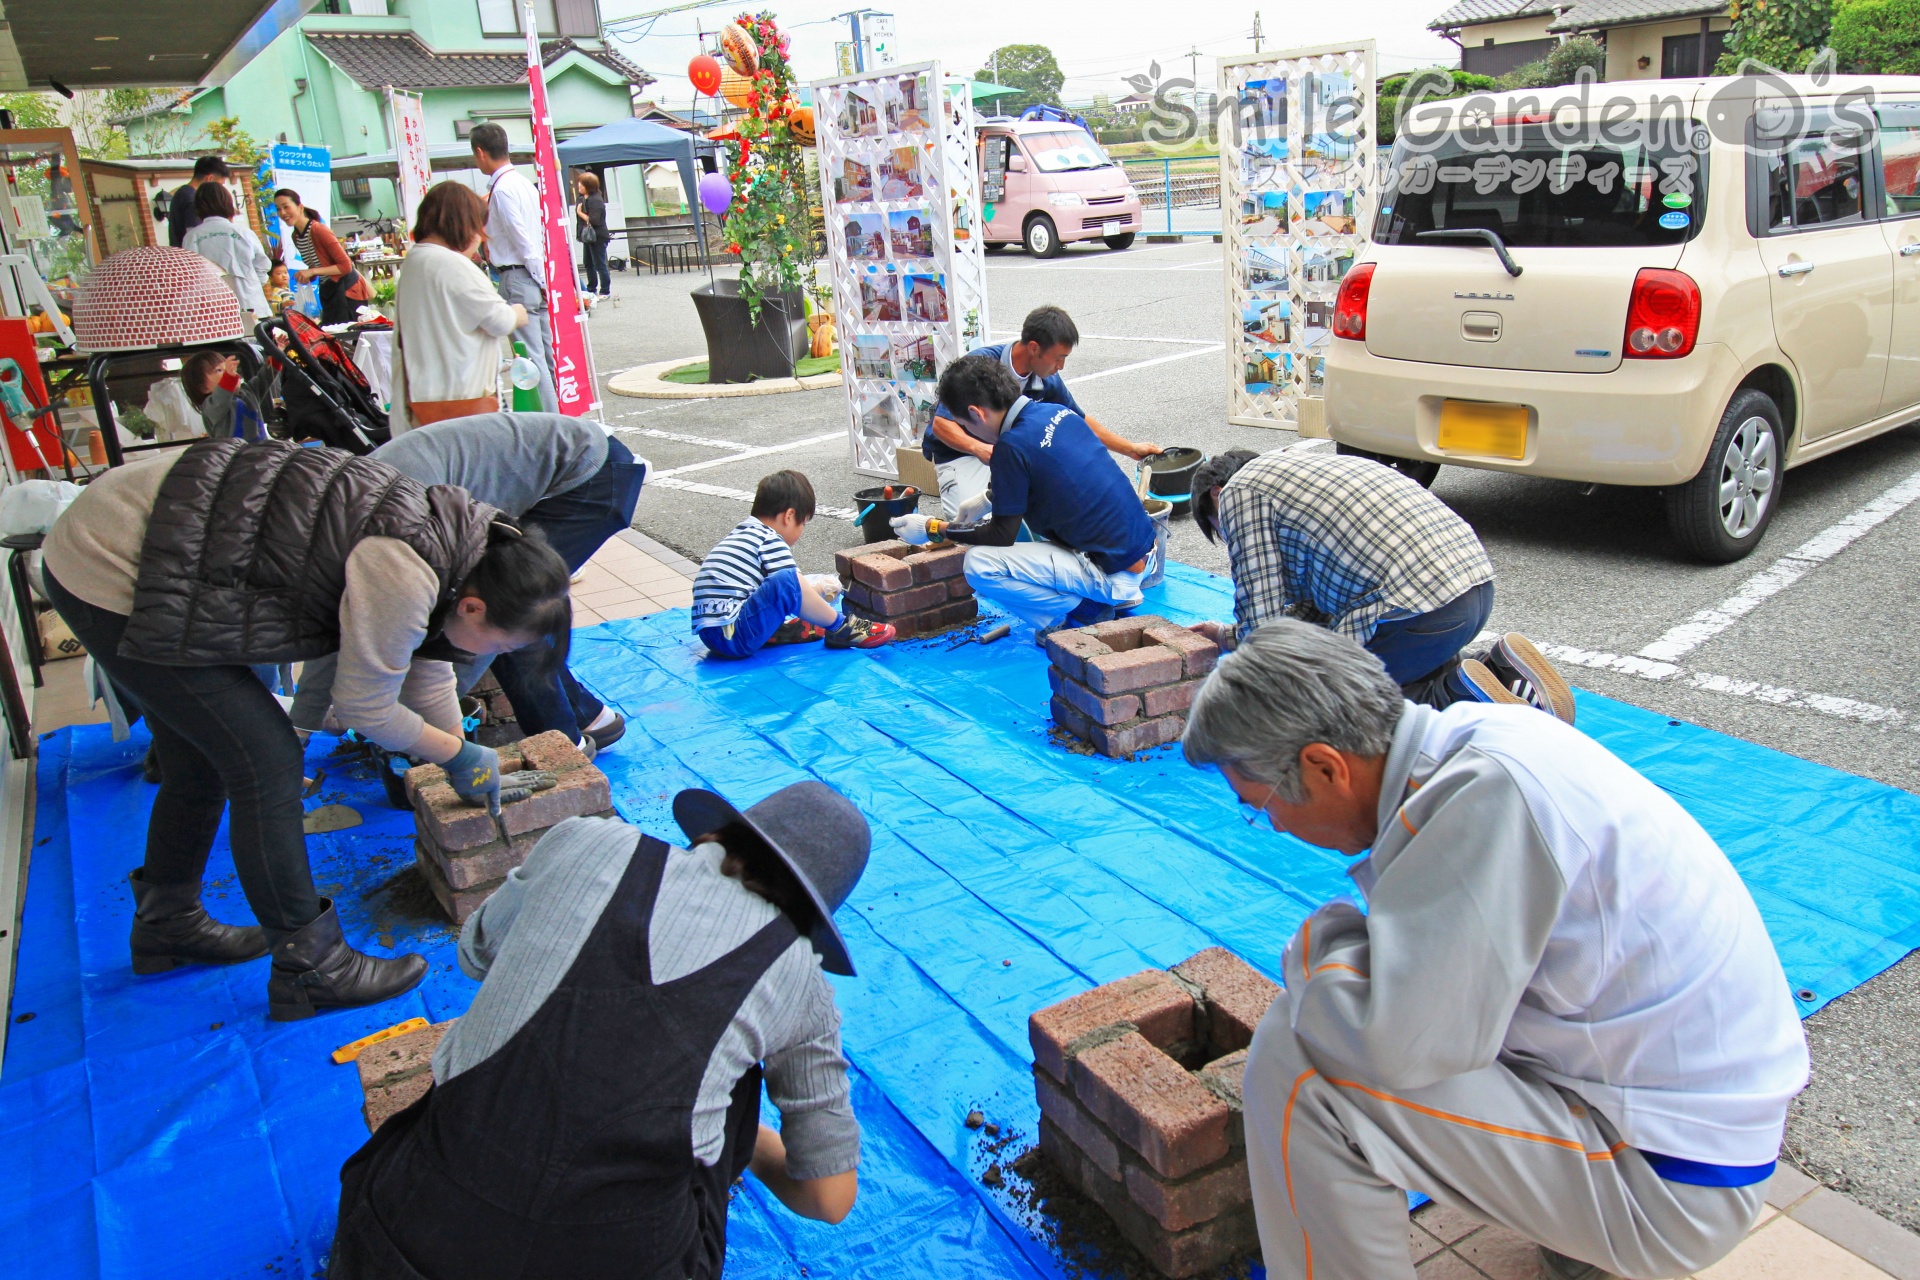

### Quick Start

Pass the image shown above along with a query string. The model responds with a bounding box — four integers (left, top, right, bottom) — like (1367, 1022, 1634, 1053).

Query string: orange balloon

(788, 105, 816, 147)
(688, 53, 722, 96)
(719, 68, 754, 108)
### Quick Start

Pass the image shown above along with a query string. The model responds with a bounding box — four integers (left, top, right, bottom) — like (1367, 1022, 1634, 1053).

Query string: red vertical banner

(525, 8, 597, 417)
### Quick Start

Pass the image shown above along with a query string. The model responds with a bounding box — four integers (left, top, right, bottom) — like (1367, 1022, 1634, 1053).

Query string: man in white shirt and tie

(470, 122, 558, 413)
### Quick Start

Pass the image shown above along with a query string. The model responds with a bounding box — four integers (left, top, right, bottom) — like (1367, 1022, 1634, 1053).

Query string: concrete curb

(607, 356, 842, 400)
(613, 527, 698, 580)
(1767, 1164, 1920, 1280)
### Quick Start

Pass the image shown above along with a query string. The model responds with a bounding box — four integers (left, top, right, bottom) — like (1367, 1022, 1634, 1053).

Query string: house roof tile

(1428, 0, 1558, 31)
(305, 31, 651, 93)
(1547, 0, 1729, 29)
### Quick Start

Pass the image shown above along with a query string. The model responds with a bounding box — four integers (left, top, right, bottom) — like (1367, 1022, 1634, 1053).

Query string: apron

(328, 836, 797, 1280)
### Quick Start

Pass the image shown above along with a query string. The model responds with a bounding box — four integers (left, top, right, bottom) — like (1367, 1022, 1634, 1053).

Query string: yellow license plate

(1437, 400, 1529, 459)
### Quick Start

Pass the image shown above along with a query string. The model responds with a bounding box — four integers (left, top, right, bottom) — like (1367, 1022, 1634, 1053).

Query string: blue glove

(891, 513, 933, 545)
(444, 739, 502, 807)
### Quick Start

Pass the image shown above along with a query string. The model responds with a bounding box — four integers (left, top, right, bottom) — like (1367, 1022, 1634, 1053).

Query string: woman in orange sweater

(274, 188, 372, 324)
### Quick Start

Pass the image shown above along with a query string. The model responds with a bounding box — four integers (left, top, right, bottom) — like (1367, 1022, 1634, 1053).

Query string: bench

(616, 213, 728, 273)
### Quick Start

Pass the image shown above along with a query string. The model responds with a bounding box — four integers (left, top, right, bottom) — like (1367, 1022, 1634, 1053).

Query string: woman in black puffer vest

(42, 439, 575, 1021)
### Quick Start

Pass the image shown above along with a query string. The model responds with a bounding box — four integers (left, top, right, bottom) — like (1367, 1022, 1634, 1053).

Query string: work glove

(806, 572, 843, 601)
(951, 490, 991, 526)
(496, 769, 558, 806)
(444, 739, 502, 808)
(891, 513, 934, 545)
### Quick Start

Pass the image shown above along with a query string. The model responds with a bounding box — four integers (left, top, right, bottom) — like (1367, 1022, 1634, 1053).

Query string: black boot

(128, 868, 269, 974)
(266, 898, 427, 1022)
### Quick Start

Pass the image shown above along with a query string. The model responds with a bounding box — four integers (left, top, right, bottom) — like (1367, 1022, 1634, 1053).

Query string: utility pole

(1251, 11, 1263, 52)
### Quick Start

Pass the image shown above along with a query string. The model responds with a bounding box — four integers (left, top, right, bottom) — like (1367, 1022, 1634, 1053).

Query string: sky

(599, 0, 1462, 111)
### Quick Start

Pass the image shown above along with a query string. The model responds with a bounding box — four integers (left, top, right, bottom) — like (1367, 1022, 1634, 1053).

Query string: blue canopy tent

(555, 116, 712, 266)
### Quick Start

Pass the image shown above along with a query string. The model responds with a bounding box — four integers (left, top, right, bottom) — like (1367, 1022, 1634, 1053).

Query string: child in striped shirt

(692, 470, 896, 658)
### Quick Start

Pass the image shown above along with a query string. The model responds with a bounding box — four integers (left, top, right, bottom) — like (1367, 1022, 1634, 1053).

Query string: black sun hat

(673, 780, 871, 976)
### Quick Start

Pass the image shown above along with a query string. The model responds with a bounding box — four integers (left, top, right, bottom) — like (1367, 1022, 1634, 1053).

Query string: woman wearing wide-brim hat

(328, 780, 870, 1280)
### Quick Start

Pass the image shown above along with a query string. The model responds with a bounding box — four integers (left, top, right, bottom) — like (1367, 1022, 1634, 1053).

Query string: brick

(843, 581, 874, 610)
(1050, 667, 1141, 727)
(1035, 1067, 1123, 1181)
(1083, 615, 1159, 652)
(414, 783, 503, 852)
(1086, 645, 1184, 695)
(1051, 694, 1094, 743)
(947, 575, 974, 600)
(364, 1075, 433, 1132)
(833, 548, 857, 581)
(937, 598, 977, 627)
(1071, 1147, 1261, 1278)
(1196, 1050, 1249, 1146)
(860, 538, 914, 560)
(865, 582, 947, 616)
(500, 768, 612, 836)
(1070, 1031, 1231, 1180)
(1088, 715, 1185, 758)
(1142, 680, 1199, 719)
(1173, 948, 1281, 1055)
(849, 554, 913, 591)
(1144, 624, 1220, 678)
(904, 544, 967, 583)
(1030, 968, 1196, 1083)
(405, 743, 524, 805)
(1125, 1153, 1251, 1232)
(415, 844, 502, 923)
(355, 1020, 452, 1092)
(1044, 629, 1112, 683)
(515, 730, 589, 773)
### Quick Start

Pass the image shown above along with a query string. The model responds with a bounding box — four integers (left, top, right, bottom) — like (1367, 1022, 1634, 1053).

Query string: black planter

(690, 279, 809, 383)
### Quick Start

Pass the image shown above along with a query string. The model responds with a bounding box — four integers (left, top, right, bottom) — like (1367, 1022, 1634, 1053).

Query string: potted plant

(690, 11, 814, 382)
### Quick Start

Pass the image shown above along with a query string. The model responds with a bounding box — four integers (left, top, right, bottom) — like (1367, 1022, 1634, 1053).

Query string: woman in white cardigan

(389, 181, 527, 436)
(181, 182, 272, 327)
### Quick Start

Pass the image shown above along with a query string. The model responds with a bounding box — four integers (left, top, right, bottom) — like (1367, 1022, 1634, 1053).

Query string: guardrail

(1118, 156, 1221, 235)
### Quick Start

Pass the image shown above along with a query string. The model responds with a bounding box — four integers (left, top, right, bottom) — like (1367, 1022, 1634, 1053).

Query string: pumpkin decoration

(807, 310, 836, 359)
(787, 104, 816, 147)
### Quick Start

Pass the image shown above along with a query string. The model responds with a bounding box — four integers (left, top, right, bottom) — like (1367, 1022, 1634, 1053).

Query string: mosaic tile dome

(72, 245, 246, 353)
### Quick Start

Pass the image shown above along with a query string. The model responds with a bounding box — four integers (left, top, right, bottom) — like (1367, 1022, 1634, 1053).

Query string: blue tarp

(5, 562, 1919, 1279)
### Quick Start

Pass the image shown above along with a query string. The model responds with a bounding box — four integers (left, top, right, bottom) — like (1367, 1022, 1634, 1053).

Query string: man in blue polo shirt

(895, 356, 1158, 637)
(924, 305, 1160, 517)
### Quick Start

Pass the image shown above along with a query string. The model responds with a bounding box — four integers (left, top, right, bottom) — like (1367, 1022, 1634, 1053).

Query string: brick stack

(1046, 616, 1219, 758)
(405, 730, 616, 923)
(1028, 947, 1280, 1278)
(356, 1019, 454, 1130)
(467, 669, 523, 747)
(834, 538, 977, 638)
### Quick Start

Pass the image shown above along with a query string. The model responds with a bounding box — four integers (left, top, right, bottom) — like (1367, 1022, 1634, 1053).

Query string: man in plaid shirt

(1190, 449, 1573, 720)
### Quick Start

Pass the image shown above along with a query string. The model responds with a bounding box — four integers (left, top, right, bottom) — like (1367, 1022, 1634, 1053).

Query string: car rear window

(1375, 123, 1705, 248)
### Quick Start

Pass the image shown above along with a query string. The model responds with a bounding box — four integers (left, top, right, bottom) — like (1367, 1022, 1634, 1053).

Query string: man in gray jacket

(1181, 621, 1809, 1280)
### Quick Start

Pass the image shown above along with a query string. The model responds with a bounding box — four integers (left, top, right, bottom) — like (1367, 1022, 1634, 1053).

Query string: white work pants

(1243, 990, 1767, 1280)
(962, 540, 1146, 631)
(936, 455, 992, 519)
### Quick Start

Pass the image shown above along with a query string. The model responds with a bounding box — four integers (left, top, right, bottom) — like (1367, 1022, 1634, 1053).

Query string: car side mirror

(1008, 154, 1028, 172)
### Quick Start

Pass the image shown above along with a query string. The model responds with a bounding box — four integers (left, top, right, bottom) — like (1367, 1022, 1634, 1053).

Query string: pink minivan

(978, 119, 1144, 257)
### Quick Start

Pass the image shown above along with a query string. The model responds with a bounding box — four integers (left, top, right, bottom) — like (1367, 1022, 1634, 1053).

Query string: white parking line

(613, 400, 710, 419)
(1065, 345, 1223, 385)
(1638, 466, 1920, 663)
(651, 431, 846, 479)
(1536, 641, 1907, 728)
(624, 426, 751, 449)
(989, 330, 1220, 346)
(648, 474, 858, 521)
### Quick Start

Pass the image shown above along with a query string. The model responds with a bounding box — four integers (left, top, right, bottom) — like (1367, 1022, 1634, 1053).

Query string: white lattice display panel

(1218, 42, 1375, 430)
(812, 61, 988, 476)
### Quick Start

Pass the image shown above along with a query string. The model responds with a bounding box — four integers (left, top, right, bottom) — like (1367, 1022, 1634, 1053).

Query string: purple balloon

(699, 172, 733, 216)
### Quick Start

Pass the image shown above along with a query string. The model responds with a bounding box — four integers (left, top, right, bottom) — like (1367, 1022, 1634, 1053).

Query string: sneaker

(1538, 1247, 1607, 1279)
(1488, 632, 1577, 724)
(1458, 659, 1530, 707)
(766, 619, 828, 646)
(825, 617, 896, 649)
(1064, 599, 1116, 628)
(584, 708, 626, 752)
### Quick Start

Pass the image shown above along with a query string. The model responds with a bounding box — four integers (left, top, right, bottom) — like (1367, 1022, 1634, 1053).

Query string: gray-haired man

(1181, 621, 1807, 1280)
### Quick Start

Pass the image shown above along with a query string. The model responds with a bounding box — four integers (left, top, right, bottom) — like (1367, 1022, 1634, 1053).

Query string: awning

(969, 80, 1023, 102)
(330, 141, 536, 180)
(1, 0, 313, 93)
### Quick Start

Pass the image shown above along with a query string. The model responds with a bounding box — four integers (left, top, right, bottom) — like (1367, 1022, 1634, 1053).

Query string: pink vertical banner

(388, 88, 431, 232)
(525, 9, 596, 417)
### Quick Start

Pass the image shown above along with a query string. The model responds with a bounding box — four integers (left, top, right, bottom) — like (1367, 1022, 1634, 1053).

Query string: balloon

(719, 22, 760, 75)
(719, 68, 754, 108)
(688, 54, 722, 96)
(788, 104, 816, 147)
(698, 172, 733, 216)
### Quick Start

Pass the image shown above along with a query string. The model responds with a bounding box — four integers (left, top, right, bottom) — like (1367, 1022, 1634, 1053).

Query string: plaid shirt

(1219, 451, 1493, 645)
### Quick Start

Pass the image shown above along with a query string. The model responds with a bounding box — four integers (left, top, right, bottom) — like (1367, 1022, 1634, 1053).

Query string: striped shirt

(433, 817, 860, 1180)
(691, 517, 797, 630)
(1219, 450, 1493, 645)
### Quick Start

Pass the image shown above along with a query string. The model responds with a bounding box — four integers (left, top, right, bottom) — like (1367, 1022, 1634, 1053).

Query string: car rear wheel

(1104, 232, 1136, 250)
(1335, 443, 1441, 488)
(1665, 388, 1783, 562)
(1025, 215, 1063, 258)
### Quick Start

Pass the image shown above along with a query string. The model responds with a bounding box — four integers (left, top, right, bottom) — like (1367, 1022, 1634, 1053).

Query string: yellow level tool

(331, 1017, 431, 1065)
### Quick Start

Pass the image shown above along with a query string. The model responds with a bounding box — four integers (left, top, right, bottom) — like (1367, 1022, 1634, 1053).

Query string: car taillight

(1333, 263, 1375, 341)
(1624, 268, 1700, 359)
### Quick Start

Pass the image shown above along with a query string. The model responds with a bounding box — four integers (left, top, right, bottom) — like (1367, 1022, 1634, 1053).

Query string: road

(581, 238, 1920, 1232)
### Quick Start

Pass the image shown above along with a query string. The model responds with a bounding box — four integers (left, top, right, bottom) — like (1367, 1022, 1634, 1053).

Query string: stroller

(256, 311, 390, 454)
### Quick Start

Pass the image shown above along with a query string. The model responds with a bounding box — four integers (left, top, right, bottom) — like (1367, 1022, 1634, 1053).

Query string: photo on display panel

(888, 209, 933, 259)
(836, 159, 875, 204)
(891, 333, 936, 382)
(877, 147, 925, 201)
(852, 334, 893, 380)
(838, 89, 881, 138)
(844, 212, 887, 261)
(859, 391, 902, 443)
(903, 384, 937, 435)
(1296, 188, 1357, 236)
(902, 272, 948, 323)
(1244, 344, 1285, 394)
(860, 267, 903, 322)
(887, 75, 930, 133)
(1243, 294, 1288, 345)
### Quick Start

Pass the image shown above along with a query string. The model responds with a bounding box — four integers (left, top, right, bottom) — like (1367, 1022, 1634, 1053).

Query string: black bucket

(1145, 447, 1204, 512)
(854, 485, 921, 543)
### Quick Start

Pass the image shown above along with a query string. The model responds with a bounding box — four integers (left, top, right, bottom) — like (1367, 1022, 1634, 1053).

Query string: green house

(118, 0, 656, 221)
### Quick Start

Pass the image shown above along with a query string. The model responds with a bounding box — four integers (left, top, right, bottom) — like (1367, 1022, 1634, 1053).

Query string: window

(1660, 30, 1726, 79)
(1880, 104, 1920, 217)
(1763, 135, 1865, 231)
(477, 0, 560, 36)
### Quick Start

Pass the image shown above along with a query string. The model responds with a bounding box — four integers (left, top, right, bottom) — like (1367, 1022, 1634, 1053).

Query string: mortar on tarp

(1144, 447, 1204, 513)
(854, 485, 921, 543)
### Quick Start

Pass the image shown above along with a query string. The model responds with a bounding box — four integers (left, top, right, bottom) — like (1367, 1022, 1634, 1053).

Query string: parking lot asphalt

(581, 238, 1920, 1231)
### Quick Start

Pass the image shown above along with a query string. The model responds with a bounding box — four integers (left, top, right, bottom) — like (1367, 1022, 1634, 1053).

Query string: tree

(1377, 69, 1498, 144)
(976, 44, 1064, 110)
(1494, 36, 1607, 90)
(1714, 0, 1834, 72)
(1831, 0, 1920, 71)
(0, 93, 60, 131)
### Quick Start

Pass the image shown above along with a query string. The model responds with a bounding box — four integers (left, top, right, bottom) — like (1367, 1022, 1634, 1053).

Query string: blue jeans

(1366, 581, 1494, 708)
(698, 569, 804, 659)
(485, 439, 646, 741)
(580, 239, 611, 295)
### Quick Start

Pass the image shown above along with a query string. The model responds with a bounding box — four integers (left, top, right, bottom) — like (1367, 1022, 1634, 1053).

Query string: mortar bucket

(854, 485, 921, 543)
(1145, 447, 1204, 512)
(1141, 497, 1171, 590)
